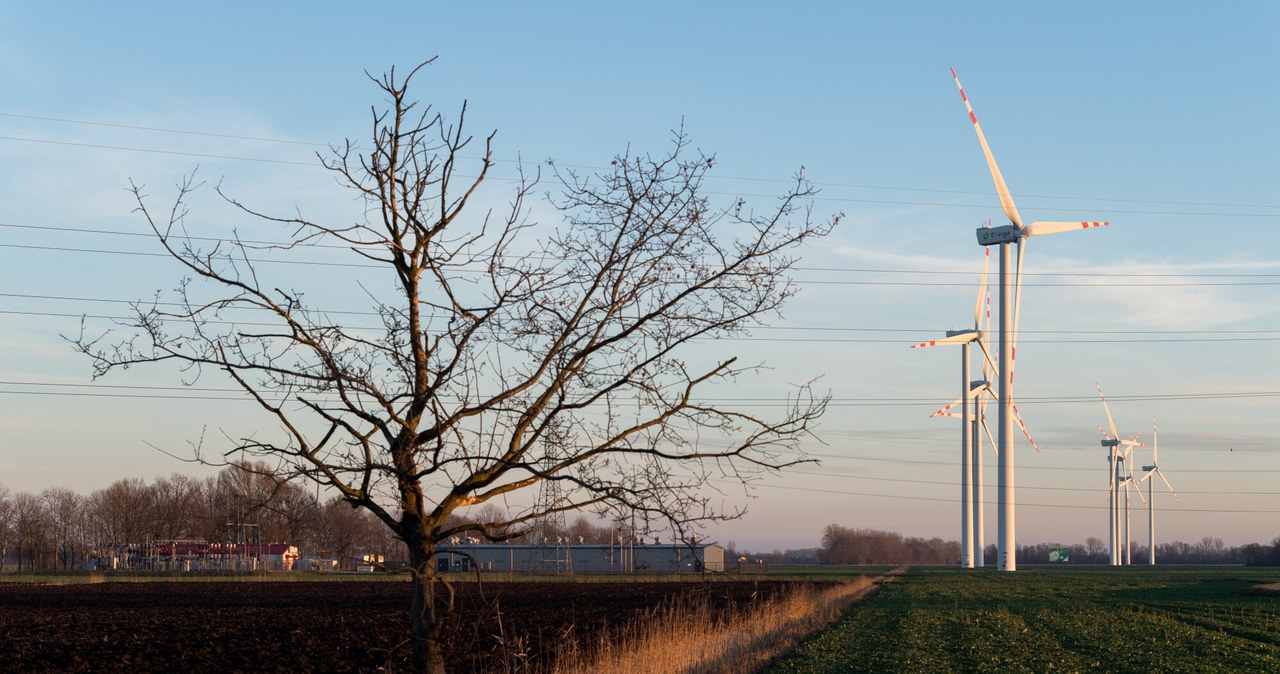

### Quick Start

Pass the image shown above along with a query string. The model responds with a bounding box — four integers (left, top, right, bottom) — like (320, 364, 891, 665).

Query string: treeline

(1017, 536, 1280, 566)
(0, 463, 617, 572)
(818, 524, 1280, 566)
(818, 525, 961, 565)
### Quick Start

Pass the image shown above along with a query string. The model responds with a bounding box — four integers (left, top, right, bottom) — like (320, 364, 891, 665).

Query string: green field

(766, 566, 1280, 674)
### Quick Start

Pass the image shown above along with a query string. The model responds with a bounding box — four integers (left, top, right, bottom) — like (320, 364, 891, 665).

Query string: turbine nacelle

(977, 221, 1110, 247)
(976, 224, 1020, 246)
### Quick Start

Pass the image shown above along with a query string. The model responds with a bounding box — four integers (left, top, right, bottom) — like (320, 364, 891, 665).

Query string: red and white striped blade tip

(1026, 221, 1110, 237)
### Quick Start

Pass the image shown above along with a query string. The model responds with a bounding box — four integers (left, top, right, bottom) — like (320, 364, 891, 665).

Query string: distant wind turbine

(1120, 438, 1147, 565)
(1137, 417, 1179, 565)
(1096, 382, 1146, 566)
(951, 68, 1111, 571)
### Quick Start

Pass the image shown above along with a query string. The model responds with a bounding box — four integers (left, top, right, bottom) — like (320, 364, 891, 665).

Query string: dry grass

(543, 577, 878, 674)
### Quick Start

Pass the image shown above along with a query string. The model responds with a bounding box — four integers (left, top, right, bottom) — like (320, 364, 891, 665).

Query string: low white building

(434, 542, 725, 574)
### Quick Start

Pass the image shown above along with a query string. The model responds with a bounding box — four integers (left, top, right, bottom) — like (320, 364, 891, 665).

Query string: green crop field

(767, 566, 1280, 674)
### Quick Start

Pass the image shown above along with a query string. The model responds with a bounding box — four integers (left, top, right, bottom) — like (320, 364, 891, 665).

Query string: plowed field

(1, 578, 802, 672)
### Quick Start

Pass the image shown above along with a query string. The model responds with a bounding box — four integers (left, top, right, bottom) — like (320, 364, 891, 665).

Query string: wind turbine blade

(1025, 221, 1110, 237)
(1152, 417, 1159, 465)
(1011, 402, 1040, 452)
(981, 415, 998, 457)
(951, 68, 1023, 229)
(1007, 237, 1027, 394)
(974, 246, 991, 330)
(1096, 382, 1120, 442)
(929, 396, 964, 418)
(910, 332, 979, 349)
(976, 337, 998, 376)
(978, 258, 994, 382)
(1128, 478, 1147, 506)
(1155, 468, 1179, 501)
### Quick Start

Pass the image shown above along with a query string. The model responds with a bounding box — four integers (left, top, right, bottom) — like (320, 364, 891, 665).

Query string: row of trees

(818, 525, 962, 565)
(0, 466, 391, 572)
(818, 523, 1280, 566)
(0, 464, 637, 573)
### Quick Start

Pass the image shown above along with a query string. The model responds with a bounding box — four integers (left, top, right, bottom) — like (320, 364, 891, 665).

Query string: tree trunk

(409, 544, 446, 674)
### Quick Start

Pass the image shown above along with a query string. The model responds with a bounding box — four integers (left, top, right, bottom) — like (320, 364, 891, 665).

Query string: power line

(8, 220, 1280, 280)
(0, 135, 316, 166)
(10, 308, 1278, 345)
(0, 112, 328, 147)
(737, 480, 1280, 513)
(3, 376, 1274, 472)
(784, 468, 1280, 496)
(2, 136, 1279, 217)
(5, 378, 1274, 401)
(0, 243, 379, 269)
(10, 301, 1280, 350)
(5, 110, 1280, 212)
(6, 241, 1280, 287)
(3, 379, 1278, 408)
(800, 451, 1280, 473)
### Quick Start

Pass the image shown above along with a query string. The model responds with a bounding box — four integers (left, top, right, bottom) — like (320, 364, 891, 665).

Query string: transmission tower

(531, 477, 572, 573)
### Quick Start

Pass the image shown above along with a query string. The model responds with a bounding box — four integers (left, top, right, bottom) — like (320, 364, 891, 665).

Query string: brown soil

(0, 578, 805, 673)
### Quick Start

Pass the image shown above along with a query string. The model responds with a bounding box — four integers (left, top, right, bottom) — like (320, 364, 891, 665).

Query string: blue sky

(2, 2, 1277, 552)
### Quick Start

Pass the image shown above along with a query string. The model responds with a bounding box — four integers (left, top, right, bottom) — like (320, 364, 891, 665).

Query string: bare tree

(11, 492, 51, 571)
(565, 515, 612, 544)
(0, 484, 12, 571)
(72, 61, 836, 673)
(41, 487, 85, 570)
(313, 494, 384, 565)
(1084, 536, 1107, 563)
(149, 473, 206, 541)
(86, 478, 157, 565)
(201, 462, 316, 545)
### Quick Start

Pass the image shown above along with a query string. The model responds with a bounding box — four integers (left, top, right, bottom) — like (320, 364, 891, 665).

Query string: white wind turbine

(1137, 417, 1179, 565)
(952, 69, 1110, 571)
(910, 248, 994, 568)
(1096, 382, 1146, 565)
(913, 248, 1039, 568)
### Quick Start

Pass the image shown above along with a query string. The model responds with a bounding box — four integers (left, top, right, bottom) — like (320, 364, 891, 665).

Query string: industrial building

(433, 542, 725, 574)
(87, 541, 301, 571)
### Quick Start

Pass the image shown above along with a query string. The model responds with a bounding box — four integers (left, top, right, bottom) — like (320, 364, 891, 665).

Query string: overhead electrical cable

(3, 379, 1278, 407)
(6, 223, 1280, 280)
(5, 241, 1280, 288)
(738, 480, 1280, 513)
(4, 111, 1280, 211)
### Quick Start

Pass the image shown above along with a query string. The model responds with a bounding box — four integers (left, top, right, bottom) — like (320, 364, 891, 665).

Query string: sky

(1, 2, 1277, 554)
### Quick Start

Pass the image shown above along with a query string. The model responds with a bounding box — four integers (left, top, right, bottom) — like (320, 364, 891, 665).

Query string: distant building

(433, 542, 725, 574)
(88, 540, 300, 571)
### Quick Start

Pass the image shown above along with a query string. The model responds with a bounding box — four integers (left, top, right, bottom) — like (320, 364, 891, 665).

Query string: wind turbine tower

(1101, 434, 1121, 565)
(951, 69, 1110, 571)
(911, 249, 993, 568)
